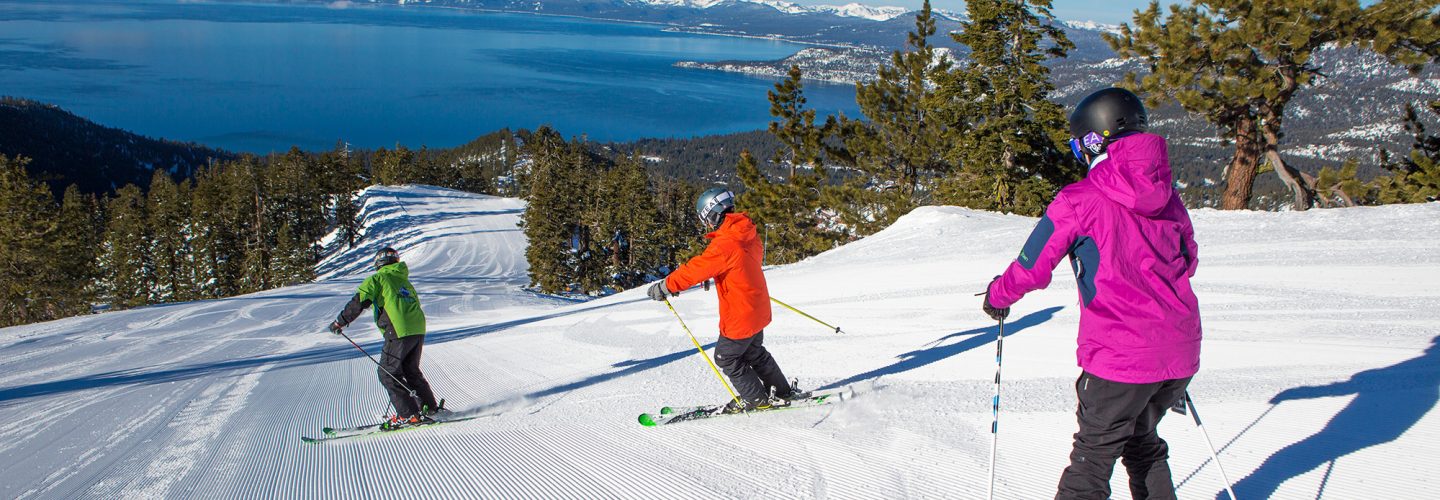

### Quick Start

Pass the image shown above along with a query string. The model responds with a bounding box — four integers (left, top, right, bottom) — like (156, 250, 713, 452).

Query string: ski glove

(328, 321, 344, 335)
(647, 282, 674, 302)
(981, 276, 1009, 322)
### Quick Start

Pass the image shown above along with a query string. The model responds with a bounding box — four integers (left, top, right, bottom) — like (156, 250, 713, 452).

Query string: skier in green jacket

(329, 247, 440, 428)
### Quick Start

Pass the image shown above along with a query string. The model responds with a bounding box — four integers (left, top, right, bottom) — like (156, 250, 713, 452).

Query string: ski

(637, 389, 851, 427)
(303, 413, 480, 443)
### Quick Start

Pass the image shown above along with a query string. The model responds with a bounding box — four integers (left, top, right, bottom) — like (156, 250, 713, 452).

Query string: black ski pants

(379, 335, 439, 418)
(1056, 371, 1192, 500)
(714, 331, 791, 401)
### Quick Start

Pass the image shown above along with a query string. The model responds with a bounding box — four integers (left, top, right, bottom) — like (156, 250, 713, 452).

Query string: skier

(329, 247, 441, 429)
(981, 87, 1202, 500)
(647, 188, 805, 413)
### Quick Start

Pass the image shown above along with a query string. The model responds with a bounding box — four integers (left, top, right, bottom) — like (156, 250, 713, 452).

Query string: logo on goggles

(1083, 132, 1105, 154)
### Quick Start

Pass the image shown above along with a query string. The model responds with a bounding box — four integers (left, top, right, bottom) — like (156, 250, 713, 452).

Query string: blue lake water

(0, 0, 860, 153)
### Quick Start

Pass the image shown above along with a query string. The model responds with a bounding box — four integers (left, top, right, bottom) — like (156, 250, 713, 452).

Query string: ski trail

(113, 363, 273, 498)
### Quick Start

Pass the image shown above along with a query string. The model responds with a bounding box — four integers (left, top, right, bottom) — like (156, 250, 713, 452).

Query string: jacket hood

(707, 213, 758, 242)
(377, 261, 410, 279)
(1086, 133, 1175, 217)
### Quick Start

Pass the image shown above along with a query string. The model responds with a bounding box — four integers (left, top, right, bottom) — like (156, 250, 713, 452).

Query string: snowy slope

(2, 185, 1437, 499)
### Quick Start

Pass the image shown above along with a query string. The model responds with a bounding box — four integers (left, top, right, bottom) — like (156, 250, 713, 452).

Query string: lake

(0, 0, 860, 153)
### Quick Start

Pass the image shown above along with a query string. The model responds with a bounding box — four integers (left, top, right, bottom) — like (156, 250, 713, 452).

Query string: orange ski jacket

(665, 213, 772, 340)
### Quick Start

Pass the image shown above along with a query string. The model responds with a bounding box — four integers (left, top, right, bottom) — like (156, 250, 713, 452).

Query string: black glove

(982, 277, 1009, 321)
(647, 281, 673, 302)
(329, 321, 344, 335)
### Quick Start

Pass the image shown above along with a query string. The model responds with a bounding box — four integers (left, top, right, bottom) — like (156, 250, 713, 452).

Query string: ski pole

(987, 318, 1005, 500)
(336, 329, 420, 406)
(663, 298, 744, 408)
(1182, 391, 1239, 500)
(769, 296, 843, 334)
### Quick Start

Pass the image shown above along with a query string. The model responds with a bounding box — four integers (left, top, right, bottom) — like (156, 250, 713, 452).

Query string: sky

(786, 1, 1174, 25)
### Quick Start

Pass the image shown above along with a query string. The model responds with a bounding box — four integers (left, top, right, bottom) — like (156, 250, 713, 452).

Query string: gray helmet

(695, 187, 735, 228)
(373, 247, 399, 269)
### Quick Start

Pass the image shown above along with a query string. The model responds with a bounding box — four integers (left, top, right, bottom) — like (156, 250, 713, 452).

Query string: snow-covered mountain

(3, 184, 1437, 497)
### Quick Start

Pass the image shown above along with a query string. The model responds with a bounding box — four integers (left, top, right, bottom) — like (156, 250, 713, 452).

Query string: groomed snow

(2, 185, 1437, 498)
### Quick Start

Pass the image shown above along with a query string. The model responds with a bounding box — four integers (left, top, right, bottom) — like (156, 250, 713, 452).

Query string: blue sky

(786, 1, 1173, 25)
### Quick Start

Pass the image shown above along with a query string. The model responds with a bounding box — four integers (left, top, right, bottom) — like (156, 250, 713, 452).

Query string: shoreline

(308, 1, 865, 52)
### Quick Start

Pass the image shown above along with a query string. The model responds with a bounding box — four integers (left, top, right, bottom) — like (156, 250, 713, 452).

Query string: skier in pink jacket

(983, 87, 1202, 500)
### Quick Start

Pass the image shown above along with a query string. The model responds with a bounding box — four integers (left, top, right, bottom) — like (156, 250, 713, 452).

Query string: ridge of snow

(1063, 19, 1122, 34)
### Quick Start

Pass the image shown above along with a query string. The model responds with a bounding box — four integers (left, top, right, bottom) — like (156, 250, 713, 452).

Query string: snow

(813, 3, 912, 21)
(631, 0, 911, 21)
(1063, 20, 1122, 34)
(1388, 77, 1440, 94)
(3, 185, 1438, 498)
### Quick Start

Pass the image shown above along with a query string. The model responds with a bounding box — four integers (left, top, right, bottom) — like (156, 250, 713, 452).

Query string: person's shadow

(1224, 335, 1440, 499)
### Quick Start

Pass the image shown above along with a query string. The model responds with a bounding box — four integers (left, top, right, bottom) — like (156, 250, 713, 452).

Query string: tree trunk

(1260, 131, 1316, 211)
(1259, 71, 1315, 211)
(1221, 117, 1263, 210)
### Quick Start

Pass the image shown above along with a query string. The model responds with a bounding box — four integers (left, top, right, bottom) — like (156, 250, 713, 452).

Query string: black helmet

(1068, 87, 1148, 162)
(695, 187, 735, 228)
(373, 247, 399, 269)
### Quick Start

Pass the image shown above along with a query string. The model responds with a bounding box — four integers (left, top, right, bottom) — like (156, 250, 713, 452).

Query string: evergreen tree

(272, 221, 316, 285)
(147, 170, 193, 302)
(267, 148, 328, 268)
(933, 0, 1076, 216)
(372, 146, 417, 186)
(100, 184, 153, 309)
(842, 0, 952, 206)
(1108, 0, 1440, 210)
(51, 185, 102, 318)
(316, 144, 367, 250)
(190, 162, 249, 298)
(737, 65, 849, 265)
(521, 127, 591, 293)
(594, 156, 665, 289)
(652, 177, 705, 266)
(1375, 100, 1440, 203)
(0, 155, 60, 326)
(231, 158, 270, 294)
(735, 149, 841, 265)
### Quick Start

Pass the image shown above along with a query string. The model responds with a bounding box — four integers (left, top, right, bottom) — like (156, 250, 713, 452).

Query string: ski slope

(2, 185, 1437, 499)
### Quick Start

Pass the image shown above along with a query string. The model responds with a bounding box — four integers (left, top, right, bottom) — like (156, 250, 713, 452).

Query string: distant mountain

(0, 98, 233, 195)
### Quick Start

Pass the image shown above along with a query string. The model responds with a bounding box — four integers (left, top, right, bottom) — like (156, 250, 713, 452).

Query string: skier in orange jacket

(648, 187, 805, 413)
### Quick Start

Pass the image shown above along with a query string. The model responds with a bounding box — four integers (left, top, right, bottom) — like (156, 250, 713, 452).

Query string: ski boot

(721, 397, 770, 414)
(380, 414, 422, 431)
(770, 378, 811, 407)
(421, 399, 449, 418)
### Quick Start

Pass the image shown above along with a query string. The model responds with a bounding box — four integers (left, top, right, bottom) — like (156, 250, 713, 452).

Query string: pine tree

(190, 162, 249, 298)
(520, 127, 591, 293)
(737, 65, 849, 265)
(1375, 100, 1440, 203)
(267, 148, 328, 271)
(372, 146, 417, 186)
(594, 156, 666, 290)
(51, 185, 102, 318)
(147, 170, 193, 303)
(272, 221, 316, 285)
(1108, 0, 1440, 210)
(0, 155, 61, 326)
(100, 184, 153, 309)
(933, 0, 1076, 216)
(842, 0, 952, 207)
(735, 149, 841, 265)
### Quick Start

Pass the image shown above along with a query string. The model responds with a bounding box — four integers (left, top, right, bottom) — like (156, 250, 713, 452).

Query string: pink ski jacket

(988, 133, 1202, 384)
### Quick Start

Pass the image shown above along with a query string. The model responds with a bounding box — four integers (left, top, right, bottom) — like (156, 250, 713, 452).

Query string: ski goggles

(1069, 137, 1085, 163)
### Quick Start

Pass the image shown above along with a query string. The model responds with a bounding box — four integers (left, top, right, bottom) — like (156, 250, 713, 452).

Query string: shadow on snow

(819, 306, 1063, 391)
(1221, 335, 1440, 499)
(0, 298, 643, 406)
